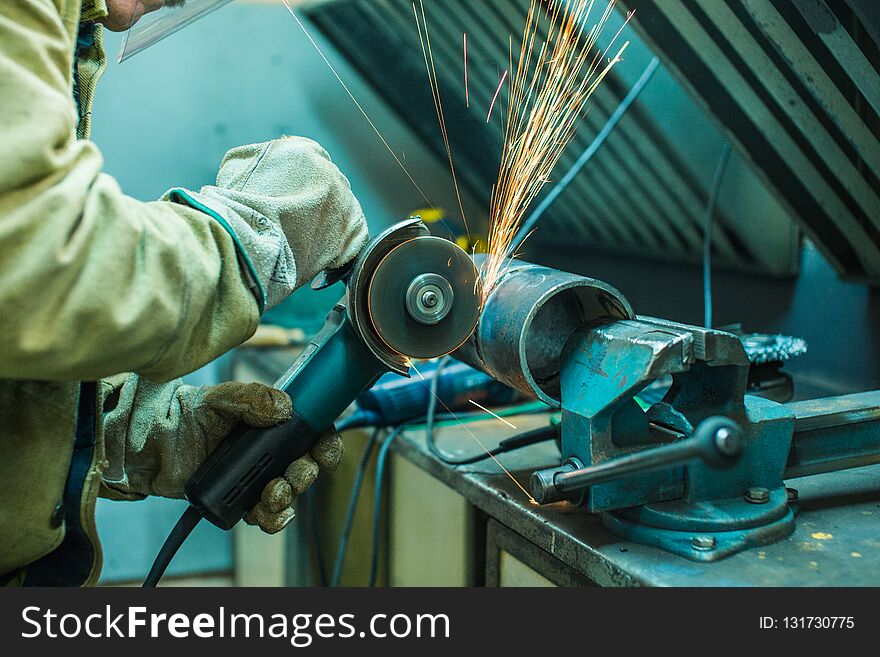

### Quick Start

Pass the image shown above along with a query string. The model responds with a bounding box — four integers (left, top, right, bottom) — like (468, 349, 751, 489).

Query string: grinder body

(185, 306, 385, 529)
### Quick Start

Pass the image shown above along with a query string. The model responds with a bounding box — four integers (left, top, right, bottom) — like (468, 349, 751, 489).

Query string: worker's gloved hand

(165, 137, 369, 311)
(100, 375, 343, 534)
(244, 432, 343, 533)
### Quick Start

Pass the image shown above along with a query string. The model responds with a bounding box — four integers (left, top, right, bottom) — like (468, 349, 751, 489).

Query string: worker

(0, 1, 368, 585)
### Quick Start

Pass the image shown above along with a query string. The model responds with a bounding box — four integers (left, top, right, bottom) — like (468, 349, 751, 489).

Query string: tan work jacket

(0, 0, 260, 585)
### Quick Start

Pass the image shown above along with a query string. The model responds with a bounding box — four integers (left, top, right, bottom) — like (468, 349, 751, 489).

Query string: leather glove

(164, 136, 369, 311)
(99, 374, 343, 534)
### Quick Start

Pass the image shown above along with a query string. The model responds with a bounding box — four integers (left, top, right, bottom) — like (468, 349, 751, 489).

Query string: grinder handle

(185, 305, 388, 530)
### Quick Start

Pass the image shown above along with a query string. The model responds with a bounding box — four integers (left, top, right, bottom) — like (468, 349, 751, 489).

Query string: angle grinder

(144, 219, 481, 585)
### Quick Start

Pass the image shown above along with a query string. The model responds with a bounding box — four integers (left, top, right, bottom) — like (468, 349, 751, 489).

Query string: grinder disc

(367, 236, 481, 359)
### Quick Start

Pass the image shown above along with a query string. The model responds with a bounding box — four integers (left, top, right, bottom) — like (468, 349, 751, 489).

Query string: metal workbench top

(391, 413, 880, 587)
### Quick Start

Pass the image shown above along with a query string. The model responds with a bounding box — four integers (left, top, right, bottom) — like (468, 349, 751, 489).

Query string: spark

(411, 363, 536, 504)
(413, 0, 471, 239)
(468, 399, 517, 429)
(482, 0, 630, 298)
(486, 69, 509, 124)
(455, 420, 537, 504)
(279, 0, 438, 213)
(464, 33, 469, 108)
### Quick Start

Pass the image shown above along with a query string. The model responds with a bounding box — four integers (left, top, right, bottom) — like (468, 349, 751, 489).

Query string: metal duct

(606, 0, 880, 282)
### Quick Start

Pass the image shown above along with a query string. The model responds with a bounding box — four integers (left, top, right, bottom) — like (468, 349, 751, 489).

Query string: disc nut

(405, 273, 454, 326)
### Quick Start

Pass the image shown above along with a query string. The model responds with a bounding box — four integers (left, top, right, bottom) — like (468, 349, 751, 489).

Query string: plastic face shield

(118, 0, 234, 62)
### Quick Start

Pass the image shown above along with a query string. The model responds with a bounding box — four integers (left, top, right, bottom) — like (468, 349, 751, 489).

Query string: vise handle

(530, 417, 742, 504)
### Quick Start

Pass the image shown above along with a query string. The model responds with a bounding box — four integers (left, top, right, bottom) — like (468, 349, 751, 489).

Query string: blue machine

(349, 360, 522, 430)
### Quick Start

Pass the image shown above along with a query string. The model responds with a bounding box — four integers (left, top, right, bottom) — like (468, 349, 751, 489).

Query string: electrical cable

(423, 356, 556, 465)
(702, 141, 733, 329)
(305, 488, 329, 587)
(367, 419, 557, 586)
(427, 409, 516, 423)
(329, 394, 549, 585)
(424, 355, 453, 462)
(508, 56, 662, 255)
(365, 357, 558, 586)
(147, 428, 385, 588)
(441, 425, 559, 465)
(330, 426, 380, 587)
(369, 425, 406, 587)
(142, 505, 202, 587)
(427, 423, 559, 466)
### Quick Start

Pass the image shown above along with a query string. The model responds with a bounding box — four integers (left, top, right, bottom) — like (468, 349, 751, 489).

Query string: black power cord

(334, 402, 557, 587)
(142, 505, 202, 587)
(443, 425, 559, 465)
(305, 488, 329, 587)
(334, 410, 382, 433)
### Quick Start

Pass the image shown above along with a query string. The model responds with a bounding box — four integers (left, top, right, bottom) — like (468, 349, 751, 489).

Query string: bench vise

(455, 260, 880, 561)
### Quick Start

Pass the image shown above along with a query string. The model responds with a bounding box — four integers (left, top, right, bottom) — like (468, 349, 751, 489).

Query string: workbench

(391, 413, 880, 587)
(231, 347, 878, 586)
